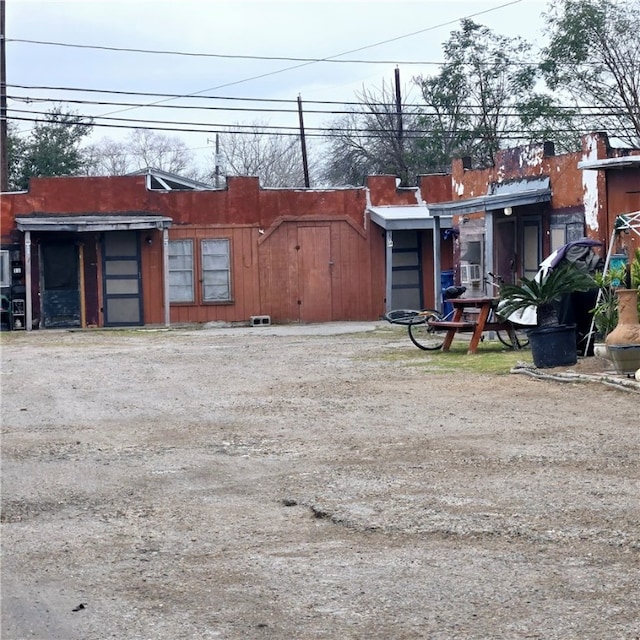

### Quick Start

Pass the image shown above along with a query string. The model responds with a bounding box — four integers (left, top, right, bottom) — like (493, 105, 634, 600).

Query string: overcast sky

(5, 0, 551, 169)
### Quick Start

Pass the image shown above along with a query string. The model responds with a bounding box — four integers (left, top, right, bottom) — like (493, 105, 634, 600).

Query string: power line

(7, 85, 625, 116)
(8, 83, 329, 104)
(5, 38, 447, 66)
(8, 111, 635, 140)
(5, 0, 529, 69)
(67, 0, 528, 120)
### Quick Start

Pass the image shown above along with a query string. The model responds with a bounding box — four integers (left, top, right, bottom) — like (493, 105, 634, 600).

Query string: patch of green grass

(424, 342, 531, 374)
(377, 331, 532, 375)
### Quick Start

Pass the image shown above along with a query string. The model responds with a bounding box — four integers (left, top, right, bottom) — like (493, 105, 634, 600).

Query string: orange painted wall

(2, 172, 457, 326)
(605, 168, 640, 259)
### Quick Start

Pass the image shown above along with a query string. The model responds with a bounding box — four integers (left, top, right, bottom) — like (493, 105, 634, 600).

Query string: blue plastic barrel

(441, 270, 454, 317)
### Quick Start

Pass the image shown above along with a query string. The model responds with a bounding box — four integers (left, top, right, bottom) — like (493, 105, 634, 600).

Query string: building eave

(578, 156, 640, 170)
(16, 214, 173, 233)
(367, 205, 454, 231)
(428, 178, 552, 216)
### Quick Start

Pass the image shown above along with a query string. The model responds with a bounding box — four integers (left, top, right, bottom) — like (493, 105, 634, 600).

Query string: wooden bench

(428, 316, 514, 352)
(428, 320, 477, 331)
(481, 321, 512, 333)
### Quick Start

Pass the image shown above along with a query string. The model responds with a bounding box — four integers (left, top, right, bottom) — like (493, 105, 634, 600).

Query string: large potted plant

(499, 262, 596, 368)
(589, 264, 627, 359)
(605, 248, 640, 375)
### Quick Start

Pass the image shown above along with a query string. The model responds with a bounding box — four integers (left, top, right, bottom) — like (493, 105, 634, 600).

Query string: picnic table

(427, 296, 512, 354)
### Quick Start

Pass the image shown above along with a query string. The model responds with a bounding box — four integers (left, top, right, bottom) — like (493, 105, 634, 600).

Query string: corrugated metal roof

(428, 177, 551, 216)
(578, 156, 640, 170)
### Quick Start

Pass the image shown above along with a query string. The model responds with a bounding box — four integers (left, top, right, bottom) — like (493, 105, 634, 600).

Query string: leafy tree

(216, 122, 312, 188)
(540, 0, 640, 147)
(8, 107, 93, 191)
(6, 122, 27, 191)
(322, 20, 577, 185)
(414, 19, 577, 169)
(411, 63, 476, 173)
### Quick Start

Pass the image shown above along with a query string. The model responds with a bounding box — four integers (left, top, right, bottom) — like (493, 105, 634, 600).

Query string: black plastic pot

(527, 324, 577, 368)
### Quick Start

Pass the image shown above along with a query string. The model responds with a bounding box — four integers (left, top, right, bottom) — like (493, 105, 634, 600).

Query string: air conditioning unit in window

(460, 263, 481, 285)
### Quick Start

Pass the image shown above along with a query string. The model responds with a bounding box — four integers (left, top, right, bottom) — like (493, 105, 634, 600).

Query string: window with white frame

(201, 238, 231, 302)
(0, 250, 10, 288)
(168, 239, 194, 302)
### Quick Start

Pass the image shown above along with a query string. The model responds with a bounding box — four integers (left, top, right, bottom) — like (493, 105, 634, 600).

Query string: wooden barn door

(297, 226, 332, 322)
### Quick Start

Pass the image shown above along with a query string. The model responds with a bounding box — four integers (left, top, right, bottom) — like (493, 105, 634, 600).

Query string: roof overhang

(16, 214, 172, 233)
(368, 205, 454, 231)
(428, 178, 551, 216)
(127, 167, 215, 190)
(578, 156, 640, 170)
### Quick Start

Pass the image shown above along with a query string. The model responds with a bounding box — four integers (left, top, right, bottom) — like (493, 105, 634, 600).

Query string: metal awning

(427, 177, 551, 216)
(367, 205, 454, 230)
(16, 214, 172, 233)
(367, 205, 454, 315)
(578, 156, 640, 170)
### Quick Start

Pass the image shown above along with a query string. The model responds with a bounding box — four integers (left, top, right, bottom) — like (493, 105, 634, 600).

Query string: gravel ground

(1, 323, 639, 640)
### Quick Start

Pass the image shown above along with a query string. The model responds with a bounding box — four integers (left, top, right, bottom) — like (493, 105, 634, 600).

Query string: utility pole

(207, 134, 223, 188)
(215, 132, 220, 188)
(394, 66, 408, 186)
(395, 66, 403, 149)
(1, 0, 8, 192)
(297, 95, 310, 188)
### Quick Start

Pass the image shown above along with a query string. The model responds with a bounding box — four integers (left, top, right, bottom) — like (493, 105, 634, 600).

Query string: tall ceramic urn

(605, 288, 640, 374)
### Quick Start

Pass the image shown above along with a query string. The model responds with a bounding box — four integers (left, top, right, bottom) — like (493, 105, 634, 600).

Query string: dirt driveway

(1, 323, 639, 640)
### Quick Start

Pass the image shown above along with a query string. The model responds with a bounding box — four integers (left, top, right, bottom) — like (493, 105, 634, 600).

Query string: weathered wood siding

(167, 225, 260, 325)
(258, 217, 380, 323)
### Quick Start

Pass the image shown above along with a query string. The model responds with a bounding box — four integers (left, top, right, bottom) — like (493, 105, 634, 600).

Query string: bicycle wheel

(383, 309, 426, 326)
(496, 326, 530, 350)
(408, 309, 446, 350)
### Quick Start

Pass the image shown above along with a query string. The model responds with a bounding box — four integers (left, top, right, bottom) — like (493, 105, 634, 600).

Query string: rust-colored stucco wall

(2, 175, 388, 326)
(605, 168, 640, 258)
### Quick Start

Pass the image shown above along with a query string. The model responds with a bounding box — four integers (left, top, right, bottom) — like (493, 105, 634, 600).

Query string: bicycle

(484, 273, 531, 350)
(383, 307, 447, 350)
(384, 282, 530, 351)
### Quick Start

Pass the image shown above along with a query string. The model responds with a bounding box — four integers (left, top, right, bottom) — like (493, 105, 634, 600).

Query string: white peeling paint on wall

(413, 186, 426, 206)
(582, 134, 600, 231)
(364, 187, 372, 229)
(454, 179, 464, 196)
(518, 145, 545, 169)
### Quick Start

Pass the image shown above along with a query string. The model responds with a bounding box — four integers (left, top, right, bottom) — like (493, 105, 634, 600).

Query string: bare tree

(128, 129, 198, 175)
(215, 122, 310, 187)
(321, 80, 423, 186)
(83, 138, 129, 176)
(84, 129, 203, 179)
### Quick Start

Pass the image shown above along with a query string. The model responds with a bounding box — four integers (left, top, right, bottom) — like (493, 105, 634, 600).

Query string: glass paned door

(102, 232, 143, 326)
